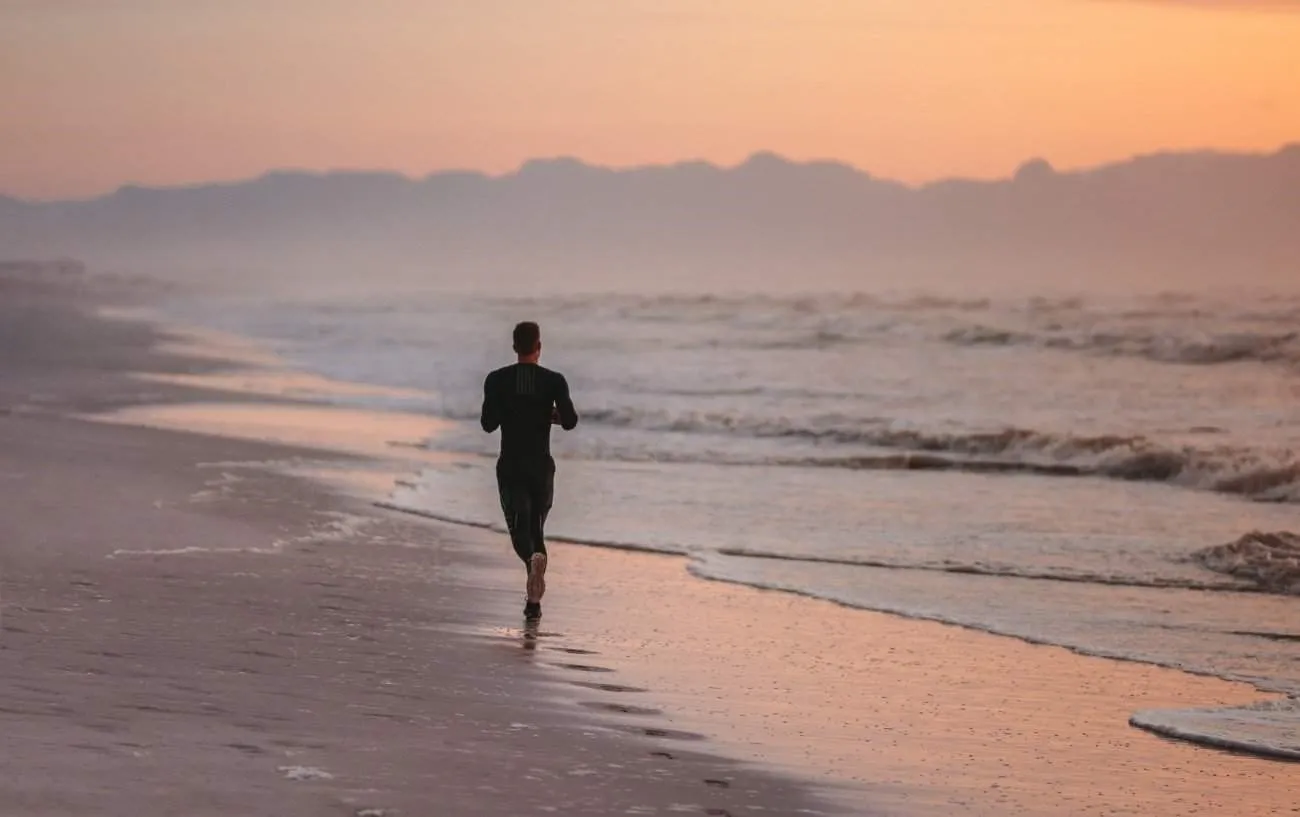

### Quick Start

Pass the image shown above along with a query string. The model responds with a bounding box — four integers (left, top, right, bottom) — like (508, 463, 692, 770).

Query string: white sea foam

(187, 471, 245, 503)
(108, 545, 281, 558)
(1130, 698, 1300, 761)
(109, 513, 373, 559)
(278, 765, 335, 781)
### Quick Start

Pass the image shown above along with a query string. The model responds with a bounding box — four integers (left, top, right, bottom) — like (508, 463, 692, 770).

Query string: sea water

(163, 288, 1300, 759)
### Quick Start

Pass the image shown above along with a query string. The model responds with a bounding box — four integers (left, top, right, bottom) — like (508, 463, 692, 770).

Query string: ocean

(162, 287, 1300, 760)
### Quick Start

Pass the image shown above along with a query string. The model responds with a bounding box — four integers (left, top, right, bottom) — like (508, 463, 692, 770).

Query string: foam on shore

(1130, 699, 1300, 762)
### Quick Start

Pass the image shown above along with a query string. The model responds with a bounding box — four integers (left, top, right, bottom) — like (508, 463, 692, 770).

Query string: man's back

(481, 363, 578, 466)
(482, 321, 577, 622)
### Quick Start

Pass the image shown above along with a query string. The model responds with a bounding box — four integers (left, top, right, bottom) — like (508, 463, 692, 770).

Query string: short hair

(512, 321, 540, 355)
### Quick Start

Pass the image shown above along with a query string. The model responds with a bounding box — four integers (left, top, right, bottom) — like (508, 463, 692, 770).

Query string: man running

(480, 321, 579, 621)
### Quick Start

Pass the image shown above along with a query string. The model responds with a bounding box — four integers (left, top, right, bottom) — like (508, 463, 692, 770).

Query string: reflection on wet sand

(521, 619, 541, 651)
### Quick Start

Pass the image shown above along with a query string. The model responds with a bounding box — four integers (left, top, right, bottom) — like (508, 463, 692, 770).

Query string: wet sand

(538, 544, 1298, 816)
(0, 277, 832, 817)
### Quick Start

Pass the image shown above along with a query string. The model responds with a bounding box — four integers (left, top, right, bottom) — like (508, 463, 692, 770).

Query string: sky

(2, 0, 1299, 200)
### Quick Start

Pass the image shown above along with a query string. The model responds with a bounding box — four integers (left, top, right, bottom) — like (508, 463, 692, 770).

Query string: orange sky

(2, 0, 1299, 199)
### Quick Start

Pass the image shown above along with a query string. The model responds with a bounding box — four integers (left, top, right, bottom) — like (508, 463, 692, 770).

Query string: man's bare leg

(523, 553, 547, 621)
(526, 553, 547, 603)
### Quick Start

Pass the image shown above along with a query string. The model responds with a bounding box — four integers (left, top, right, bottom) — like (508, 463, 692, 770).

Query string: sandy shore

(0, 277, 831, 817)
(535, 545, 1297, 816)
(12, 276, 1295, 816)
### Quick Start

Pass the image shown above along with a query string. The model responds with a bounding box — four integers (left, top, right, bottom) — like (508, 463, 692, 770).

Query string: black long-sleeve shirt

(481, 363, 578, 467)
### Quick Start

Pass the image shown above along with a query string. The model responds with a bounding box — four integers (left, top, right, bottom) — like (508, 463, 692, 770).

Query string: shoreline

(1, 278, 836, 817)
(371, 494, 1300, 762)
(381, 501, 1293, 698)
(46, 282, 1299, 814)
(527, 542, 1297, 815)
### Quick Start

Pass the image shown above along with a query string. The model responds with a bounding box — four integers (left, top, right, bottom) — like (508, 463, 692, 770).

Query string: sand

(538, 544, 1298, 816)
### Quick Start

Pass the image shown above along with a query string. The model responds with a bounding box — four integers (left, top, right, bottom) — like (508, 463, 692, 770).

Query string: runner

(480, 321, 579, 621)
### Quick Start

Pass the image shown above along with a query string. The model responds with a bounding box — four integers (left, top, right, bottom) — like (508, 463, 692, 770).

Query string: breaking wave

(945, 324, 1300, 367)
(1192, 531, 1300, 595)
(560, 291, 1300, 367)
(572, 408, 1300, 503)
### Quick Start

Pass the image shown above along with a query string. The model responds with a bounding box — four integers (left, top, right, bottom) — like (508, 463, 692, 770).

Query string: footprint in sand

(553, 662, 615, 673)
(634, 727, 706, 741)
(569, 681, 648, 693)
(579, 701, 662, 716)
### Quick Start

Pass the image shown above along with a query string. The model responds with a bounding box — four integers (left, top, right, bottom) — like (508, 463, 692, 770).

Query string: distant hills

(1, 146, 1297, 294)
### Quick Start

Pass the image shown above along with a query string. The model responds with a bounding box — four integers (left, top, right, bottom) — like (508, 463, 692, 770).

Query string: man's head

(513, 321, 541, 361)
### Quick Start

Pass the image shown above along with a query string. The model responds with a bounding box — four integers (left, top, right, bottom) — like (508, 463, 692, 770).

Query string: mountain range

(2, 146, 1298, 294)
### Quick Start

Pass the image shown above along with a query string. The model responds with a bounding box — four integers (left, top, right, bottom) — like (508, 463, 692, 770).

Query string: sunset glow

(3, 0, 1299, 198)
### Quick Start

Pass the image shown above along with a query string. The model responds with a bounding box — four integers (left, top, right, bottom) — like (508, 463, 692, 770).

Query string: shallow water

(163, 288, 1300, 758)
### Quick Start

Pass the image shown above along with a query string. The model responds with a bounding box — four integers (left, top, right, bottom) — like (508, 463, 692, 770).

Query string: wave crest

(1192, 531, 1300, 595)
(945, 322, 1300, 367)
(567, 408, 1300, 502)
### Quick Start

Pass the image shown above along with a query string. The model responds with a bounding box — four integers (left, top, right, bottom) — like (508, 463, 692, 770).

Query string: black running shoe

(523, 601, 542, 621)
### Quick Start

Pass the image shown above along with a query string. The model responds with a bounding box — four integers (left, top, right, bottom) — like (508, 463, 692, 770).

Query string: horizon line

(5, 141, 1299, 206)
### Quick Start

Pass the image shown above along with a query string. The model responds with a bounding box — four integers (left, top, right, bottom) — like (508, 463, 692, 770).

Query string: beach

(5, 0, 1300, 813)
(4, 275, 1296, 816)
(533, 545, 1297, 816)
(0, 276, 829, 817)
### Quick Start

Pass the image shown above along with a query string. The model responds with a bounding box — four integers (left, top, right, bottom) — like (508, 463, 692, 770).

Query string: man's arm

(553, 374, 578, 431)
(480, 376, 501, 433)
